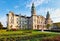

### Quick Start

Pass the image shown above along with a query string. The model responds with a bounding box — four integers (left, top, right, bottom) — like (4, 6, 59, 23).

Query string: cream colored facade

(7, 3, 52, 30)
(7, 12, 20, 29)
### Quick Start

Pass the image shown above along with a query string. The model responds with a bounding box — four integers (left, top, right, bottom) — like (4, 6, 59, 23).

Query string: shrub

(11, 28, 17, 31)
(42, 36, 60, 41)
(23, 30, 32, 33)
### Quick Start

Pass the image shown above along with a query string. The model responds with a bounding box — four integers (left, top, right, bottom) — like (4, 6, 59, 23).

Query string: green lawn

(0, 30, 59, 37)
(0, 29, 59, 35)
(0, 29, 60, 41)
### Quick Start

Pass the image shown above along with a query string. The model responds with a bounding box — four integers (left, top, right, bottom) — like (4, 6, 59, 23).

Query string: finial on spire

(32, 2, 34, 6)
(32, 2, 35, 8)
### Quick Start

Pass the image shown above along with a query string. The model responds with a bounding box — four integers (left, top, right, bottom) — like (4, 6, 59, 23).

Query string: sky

(0, 0, 60, 27)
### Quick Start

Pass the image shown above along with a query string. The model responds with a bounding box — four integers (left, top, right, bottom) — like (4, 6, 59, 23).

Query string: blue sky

(0, 0, 60, 27)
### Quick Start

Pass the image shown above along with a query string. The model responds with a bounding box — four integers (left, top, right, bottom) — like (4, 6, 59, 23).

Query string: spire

(31, 3, 36, 16)
(46, 11, 50, 19)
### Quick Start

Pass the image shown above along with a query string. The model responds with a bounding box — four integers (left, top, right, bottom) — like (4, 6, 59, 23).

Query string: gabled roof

(15, 14, 19, 16)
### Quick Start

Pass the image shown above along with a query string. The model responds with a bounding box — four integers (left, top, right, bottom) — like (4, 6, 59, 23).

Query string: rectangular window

(17, 21, 18, 24)
(41, 22, 42, 24)
(11, 17, 14, 24)
(17, 18, 18, 20)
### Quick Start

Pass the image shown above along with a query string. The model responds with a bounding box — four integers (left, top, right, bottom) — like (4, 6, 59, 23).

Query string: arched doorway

(37, 25, 39, 30)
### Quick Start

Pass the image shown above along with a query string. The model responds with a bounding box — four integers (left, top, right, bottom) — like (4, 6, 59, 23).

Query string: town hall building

(7, 3, 52, 30)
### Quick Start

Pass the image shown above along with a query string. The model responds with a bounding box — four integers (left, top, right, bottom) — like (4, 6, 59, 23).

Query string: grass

(0, 30, 60, 41)
(0, 29, 59, 35)
(0, 29, 60, 41)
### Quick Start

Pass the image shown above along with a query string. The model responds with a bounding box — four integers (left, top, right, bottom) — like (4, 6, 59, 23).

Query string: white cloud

(26, 0, 50, 8)
(0, 16, 7, 27)
(6, 9, 10, 12)
(50, 8, 60, 23)
(14, 5, 19, 9)
(37, 8, 54, 17)
(37, 8, 60, 23)
(43, 8, 60, 23)
(50, 9, 60, 18)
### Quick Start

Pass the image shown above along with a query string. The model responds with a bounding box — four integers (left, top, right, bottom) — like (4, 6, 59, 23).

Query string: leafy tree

(0, 22, 3, 29)
(46, 24, 51, 29)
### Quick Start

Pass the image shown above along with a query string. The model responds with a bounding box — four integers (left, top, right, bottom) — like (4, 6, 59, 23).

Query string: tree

(46, 24, 51, 29)
(0, 22, 3, 29)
